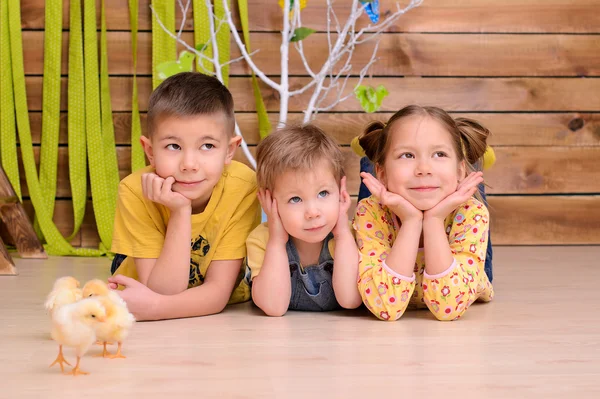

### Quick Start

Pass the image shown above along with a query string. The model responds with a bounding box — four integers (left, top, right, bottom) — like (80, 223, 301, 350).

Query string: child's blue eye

(318, 190, 329, 198)
(433, 151, 448, 158)
(288, 196, 301, 204)
(201, 143, 215, 150)
(399, 153, 414, 159)
(166, 143, 181, 151)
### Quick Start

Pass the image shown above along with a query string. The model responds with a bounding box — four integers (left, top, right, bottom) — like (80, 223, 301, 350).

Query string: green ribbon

(237, 0, 272, 139)
(213, 1, 231, 86)
(152, 1, 176, 89)
(129, 0, 146, 172)
(33, 0, 62, 239)
(2, 0, 102, 256)
(0, 0, 21, 200)
(193, 0, 214, 74)
(84, 0, 119, 253)
(67, 0, 88, 242)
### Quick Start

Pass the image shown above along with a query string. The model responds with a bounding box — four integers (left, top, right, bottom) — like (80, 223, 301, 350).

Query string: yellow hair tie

(351, 136, 366, 157)
(482, 146, 496, 170)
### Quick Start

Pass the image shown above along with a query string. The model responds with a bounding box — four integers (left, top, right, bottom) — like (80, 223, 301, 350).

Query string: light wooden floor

(1, 247, 599, 398)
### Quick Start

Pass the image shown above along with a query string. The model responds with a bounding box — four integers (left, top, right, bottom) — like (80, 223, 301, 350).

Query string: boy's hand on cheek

(360, 172, 423, 223)
(332, 176, 352, 238)
(142, 173, 192, 212)
(424, 171, 483, 221)
(258, 189, 288, 246)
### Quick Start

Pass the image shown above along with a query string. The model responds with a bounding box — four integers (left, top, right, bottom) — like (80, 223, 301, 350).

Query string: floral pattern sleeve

(422, 199, 494, 321)
(352, 197, 416, 321)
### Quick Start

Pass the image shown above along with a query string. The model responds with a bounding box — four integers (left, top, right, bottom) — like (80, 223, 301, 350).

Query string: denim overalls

(286, 233, 341, 311)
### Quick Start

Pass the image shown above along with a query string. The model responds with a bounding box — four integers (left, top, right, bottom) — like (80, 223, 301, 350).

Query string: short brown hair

(256, 124, 345, 191)
(147, 72, 235, 136)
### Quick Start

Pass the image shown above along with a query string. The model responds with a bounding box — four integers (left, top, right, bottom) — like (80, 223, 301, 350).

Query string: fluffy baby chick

(45, 276, 83, 315)
(50, 298, 106, 375)
(82, 279, 135, 359)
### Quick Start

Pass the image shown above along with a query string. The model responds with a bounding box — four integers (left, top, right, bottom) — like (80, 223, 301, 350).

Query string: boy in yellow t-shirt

(108, 72, 261, 321)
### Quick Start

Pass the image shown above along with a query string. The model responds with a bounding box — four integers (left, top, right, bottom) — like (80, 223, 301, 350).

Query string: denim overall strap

(286, 234, 340, 311)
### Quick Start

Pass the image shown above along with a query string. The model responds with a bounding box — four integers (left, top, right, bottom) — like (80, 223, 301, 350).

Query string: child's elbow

(261, 306, 287, 317)
(253, 294, 288, 317)
(338, 296, 363, 310)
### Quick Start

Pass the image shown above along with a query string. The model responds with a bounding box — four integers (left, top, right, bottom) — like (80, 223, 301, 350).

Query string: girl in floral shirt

(353, 105, 494, 321)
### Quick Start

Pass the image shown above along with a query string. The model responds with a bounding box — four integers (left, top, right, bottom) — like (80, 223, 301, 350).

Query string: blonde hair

(358, 105, 490, 201)
(256, 124, 345, 191)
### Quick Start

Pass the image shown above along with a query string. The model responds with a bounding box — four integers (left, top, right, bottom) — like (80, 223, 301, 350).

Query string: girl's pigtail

(358, 121, 386, 164)
(455, 118, 490, 165)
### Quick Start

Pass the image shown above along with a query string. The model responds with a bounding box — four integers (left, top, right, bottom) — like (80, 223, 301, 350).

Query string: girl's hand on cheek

(424, 171, 484, 221)
(360, 172, 423, 223)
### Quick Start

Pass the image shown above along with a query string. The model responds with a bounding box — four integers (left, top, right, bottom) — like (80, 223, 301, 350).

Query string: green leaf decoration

(354, 84, 389, 113)
(290, 27, 316, 42)
(195, 43, 208, 52)
(156, 50, 196, 81)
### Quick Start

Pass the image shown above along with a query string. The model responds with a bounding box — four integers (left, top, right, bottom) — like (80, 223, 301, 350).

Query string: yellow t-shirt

(246, 223, 337, 280)
(111, 161, 261, 304)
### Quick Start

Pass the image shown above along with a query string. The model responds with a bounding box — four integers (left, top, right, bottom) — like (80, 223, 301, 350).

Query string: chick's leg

(93, 342, 111, 357)
(49, 345, 71, 372)
(107, 342, 126, 359)
(65, 356, 89, 376)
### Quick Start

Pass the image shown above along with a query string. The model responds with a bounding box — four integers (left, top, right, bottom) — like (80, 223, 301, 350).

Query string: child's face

(272, 160, 340, 244)
(141, 113, 240, 212)
(377, 115, 465, 211)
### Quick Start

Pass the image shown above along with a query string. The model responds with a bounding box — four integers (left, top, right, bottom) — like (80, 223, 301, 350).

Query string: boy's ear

(225, 135, 242, 165)
(140, 136, 155, 167)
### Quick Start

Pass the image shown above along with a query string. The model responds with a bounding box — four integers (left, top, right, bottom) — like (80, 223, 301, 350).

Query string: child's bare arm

(422, 172, 483, 275)
(154, 258, 243, 319)
(135, 173, 193, 295)
(331, 178, 361, 309)
(109, 258, 243, 320)
(251, 240, 291, 317)
(135, 207, 192, 295)
(251, 189, 291, 317)
(361, 172, 422, 277)
(332, 230, 361, 309)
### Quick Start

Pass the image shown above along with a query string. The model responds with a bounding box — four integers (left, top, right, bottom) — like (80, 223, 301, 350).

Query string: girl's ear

(140, 136, 155, 167)
(457, 160, 467, 181)
(375, 163, 386, 186)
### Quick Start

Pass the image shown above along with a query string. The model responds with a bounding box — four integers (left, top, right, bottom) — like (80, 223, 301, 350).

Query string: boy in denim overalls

(245, 125, 362, 316)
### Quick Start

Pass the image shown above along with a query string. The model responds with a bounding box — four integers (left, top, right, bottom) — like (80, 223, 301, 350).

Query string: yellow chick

(50, 297, 106, 375)
(44, 276, 83, 315)
(82, 279, 135, 359)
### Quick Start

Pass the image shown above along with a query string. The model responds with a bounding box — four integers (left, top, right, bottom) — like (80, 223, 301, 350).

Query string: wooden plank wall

(17, 0, 600, 247)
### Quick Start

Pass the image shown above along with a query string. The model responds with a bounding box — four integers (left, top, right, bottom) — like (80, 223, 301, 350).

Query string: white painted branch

(278, 0, 292, 127)
(149, 4, 215, 76)
(355, 0, 423, 44)
(221, 0, 281, 92)
(293, 2, 317, 79)
(303, 0, 362, 122)
(234, 121, 256, 169)
(204, 0, 223, 81)
(317, 41, 380, 113)
(204, 0, 256, 166)
(176, 0, 190, 38)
